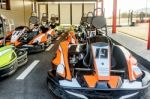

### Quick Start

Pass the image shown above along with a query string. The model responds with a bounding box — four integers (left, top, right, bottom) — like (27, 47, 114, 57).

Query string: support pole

(96, 0, 99, 16)
(119, 9, 120, 26)
(128, 10, 130, 25)
(112, 0, 117, 33)
(70, 3, 72, 25)
(101, 0, 104, 15)
(130, 10, 133, 26)
(58, 3, 60, 24)
(147, 18, 150, 50)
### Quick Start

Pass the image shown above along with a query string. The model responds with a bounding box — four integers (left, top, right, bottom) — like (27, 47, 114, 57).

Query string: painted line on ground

(56, 36, 61, 40)
(16, 60, 40, 80)
(45, 44, 54, 51)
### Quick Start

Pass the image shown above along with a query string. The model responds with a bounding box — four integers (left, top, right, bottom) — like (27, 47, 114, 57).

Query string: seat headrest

(29, 16, 39, 24)
(86, 17, 93, 24)
(89, 36, 109, 44)
(92, 16, 106, 29)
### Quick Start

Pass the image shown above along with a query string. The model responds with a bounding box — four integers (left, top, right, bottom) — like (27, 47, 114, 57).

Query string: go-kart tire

(16, 49, 28, 67)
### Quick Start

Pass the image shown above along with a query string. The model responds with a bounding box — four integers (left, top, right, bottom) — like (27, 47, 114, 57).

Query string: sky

(102, 0, 150, 17)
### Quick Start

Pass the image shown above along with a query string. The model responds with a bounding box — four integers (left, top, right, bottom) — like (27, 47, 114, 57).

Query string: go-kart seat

(92, 15, 108, 35)
(41, 13, 48, 22)
(83, 36, 116, 68)
(111, 45, 128, 78)
(80, 16, 87, 25)
(89, 35, 109, 44)
(15, 26, 25, 31)
(29, 16, 39, 25)
(112, 45, 127, 70)
(40, 26, 49, 33)
(27, 32, 36, 42)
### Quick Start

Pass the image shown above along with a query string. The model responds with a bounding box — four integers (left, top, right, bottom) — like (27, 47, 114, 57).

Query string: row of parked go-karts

(47, 9, 150, 99)
(0, 8, 150, 99)
(0, 14, 64, 78)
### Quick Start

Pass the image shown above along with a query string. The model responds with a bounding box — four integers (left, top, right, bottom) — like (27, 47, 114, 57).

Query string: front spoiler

(19, 44, 45, 53)
(0, 59, 18, 77)
(47, 71, 150, 99)
(0, 49, 28, 77)
(17, 49, 28, 67)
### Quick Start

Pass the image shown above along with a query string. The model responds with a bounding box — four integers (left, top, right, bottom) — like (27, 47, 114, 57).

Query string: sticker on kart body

(91, 43, 110, 80)
(11, 28, 25, 43)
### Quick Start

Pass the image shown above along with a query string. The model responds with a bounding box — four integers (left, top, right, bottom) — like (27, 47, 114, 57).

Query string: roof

(36, 0, 96, 2)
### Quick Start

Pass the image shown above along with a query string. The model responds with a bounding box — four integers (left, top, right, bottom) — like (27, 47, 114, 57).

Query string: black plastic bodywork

(47, 71, 149, 99)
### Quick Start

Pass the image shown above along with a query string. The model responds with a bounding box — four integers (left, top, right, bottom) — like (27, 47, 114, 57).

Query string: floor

(117, 23, 149, 41)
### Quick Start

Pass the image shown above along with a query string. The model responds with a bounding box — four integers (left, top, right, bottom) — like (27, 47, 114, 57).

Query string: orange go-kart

(5, 25, 53, 53)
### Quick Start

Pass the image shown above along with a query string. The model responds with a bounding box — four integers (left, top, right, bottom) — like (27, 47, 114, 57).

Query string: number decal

(101, 49, 108, 58)
(95, 48, 108, 59)
(96, 48, 100, 58)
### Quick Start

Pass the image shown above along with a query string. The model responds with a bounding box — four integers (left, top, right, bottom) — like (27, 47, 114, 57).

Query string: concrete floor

(117, 23, 149, 41)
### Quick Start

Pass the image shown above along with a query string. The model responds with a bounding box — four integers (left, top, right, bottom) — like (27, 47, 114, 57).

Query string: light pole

(112, 0, 117, 33)
(145, 0, 148, 18)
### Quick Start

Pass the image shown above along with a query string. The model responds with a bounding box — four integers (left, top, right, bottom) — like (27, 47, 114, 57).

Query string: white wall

(0, 0, 32, 27)
(72, 4, 82, 25)
(37, 2, 95, 25)
(48, 4, 58, 21)
(60, 4, 70, 25)
(84, 3, 95, 16)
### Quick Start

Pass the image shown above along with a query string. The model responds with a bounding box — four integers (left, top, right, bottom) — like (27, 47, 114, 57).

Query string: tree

(121, 13, 129, 18)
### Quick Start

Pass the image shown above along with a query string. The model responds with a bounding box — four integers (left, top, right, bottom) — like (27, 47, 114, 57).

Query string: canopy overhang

(36, 0, 97, 2)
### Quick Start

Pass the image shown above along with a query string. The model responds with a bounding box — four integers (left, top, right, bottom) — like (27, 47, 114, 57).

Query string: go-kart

(0, 46, 27, 77)
(45, 14, 63, 40)
(0, 37, 4, 46)
(40, 13, 61, 41)
(5, 25, 52, 53)
(0, 15, 28, 77)
(47, 9, 150, 99)
(49, 14, 60, 29)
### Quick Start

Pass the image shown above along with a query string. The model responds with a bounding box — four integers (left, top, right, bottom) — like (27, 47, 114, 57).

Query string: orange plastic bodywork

(52, 41, 72, 81)
(5, 31, 22, 46)
(6, 42, 11, 45)
(84, 74, 121, 88)
(5, 31, 13, 45)
(60, 41, 72, 80)
(41, 33, 48, 43)
(6, 31, 13, 39)
(127, 56, 135, 81)
(127, 56, 142, 81)
(28, 32, 47, 45)
(67, 31, 78, 44)
(50, 30, 55, 36)
(6, 41, 21, 46)
(14, 41, 21, 46)
(52, 49, 61, 65)
(0, 39, 3, 45)
(84, 75, 98, 88)
(108, 76, 121, 88)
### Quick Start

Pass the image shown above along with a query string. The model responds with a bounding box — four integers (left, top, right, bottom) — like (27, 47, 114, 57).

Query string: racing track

(0, 32, 150, 99)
